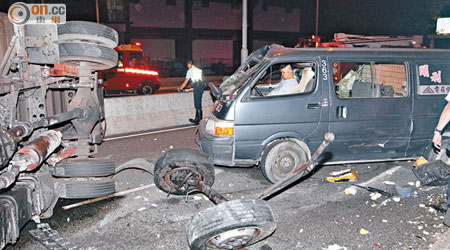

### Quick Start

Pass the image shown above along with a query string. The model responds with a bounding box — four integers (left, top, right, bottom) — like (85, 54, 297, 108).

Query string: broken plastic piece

(413, 156, 428, 167)
(326, 170, 358, 183)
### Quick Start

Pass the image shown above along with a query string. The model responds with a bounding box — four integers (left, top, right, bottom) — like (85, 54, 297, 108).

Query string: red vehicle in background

(99, 43, 160, 95)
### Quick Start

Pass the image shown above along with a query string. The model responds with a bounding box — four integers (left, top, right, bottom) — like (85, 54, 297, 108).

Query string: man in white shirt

(179, 60, 206, 125)
(268, 64, 298, 96)
(432, 91, 450, 226)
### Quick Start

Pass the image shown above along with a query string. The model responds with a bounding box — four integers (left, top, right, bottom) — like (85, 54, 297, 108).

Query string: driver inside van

(268, 64, 298, 96)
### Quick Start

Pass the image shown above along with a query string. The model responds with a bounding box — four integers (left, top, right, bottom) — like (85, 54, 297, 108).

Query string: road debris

(382, 181, 396, 185)
(394, 184, 412, 197)
(393, 197, 401, 202)
(370, 192, 382, 200)
(345, 186, 357, 195)
(360, 228, 369, 235)
(322, 244, 348, 250)
(62, 184, 156, 210)
(326, 169, 358, 183)
(352, 184, 393, 197)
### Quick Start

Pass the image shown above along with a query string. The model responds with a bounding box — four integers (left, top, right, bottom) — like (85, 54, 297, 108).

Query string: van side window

(417, 63, 450, 96)
(250, 62, 316, 97)
(333, 62, 407, 98)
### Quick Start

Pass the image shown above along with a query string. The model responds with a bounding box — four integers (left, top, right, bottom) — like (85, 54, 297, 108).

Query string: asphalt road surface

(7, 127, 450, 250)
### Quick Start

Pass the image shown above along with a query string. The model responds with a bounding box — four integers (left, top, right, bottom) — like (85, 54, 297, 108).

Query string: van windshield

(128, 51, 146, 67)
(219, 45, 270, 96)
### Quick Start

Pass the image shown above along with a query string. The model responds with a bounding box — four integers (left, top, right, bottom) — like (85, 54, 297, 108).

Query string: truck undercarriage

(0, 19, 118, 249)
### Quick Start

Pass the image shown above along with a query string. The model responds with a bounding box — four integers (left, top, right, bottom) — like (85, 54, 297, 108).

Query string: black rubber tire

(53, 159, 116, 177)
(154, 149, 214, 195)
(55, 177, 115, 199)
(187, 199, 276, 250)
(58, 43, 118, 70)
(138, 83, 153, 95)
(260, 139, 309, 184)
(58, 21, 119, 48)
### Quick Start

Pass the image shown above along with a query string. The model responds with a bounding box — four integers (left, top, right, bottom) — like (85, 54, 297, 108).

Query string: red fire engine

(99, 43, 160, 95)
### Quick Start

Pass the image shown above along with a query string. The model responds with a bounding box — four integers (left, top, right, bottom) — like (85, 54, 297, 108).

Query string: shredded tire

(154, 149, 215, 195)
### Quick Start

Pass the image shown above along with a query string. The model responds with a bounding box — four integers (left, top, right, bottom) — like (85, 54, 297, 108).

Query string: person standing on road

(432, 92, 450, 226)
(178, 60, 206, 125)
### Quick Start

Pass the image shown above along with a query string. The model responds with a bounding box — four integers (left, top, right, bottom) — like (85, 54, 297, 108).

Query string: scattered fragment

(326, 170, 358, 183)
(229, 183, 234, 187)
(360, 228, 369, 235)
(345, 186, 357, 195)
(374, 243, 382, 248)
(386, 168, 398, 175)
(322, 244, 348, 250)
(423, 230, 430, 235)
(134, 196, 142, 199)
(419, 204, 426, 208)
(382, 181, 396, 185)
(370, 192, 382, 201)
(408, 182, 415, 186)
(416, 181, 420, 187)
(150, 203, 158, 208)
(299, 229, 304, 233)
(169, 145, 174, 149)
(137, 207, 147, 212)
(193, 195, 202, 200)
(154, 138, 157, 141)
(393, 197, 401, 202)
(418, 225, 423, 230)
(162, 150, 165, 153)
(67, 217, 70, 223)
(382, 219, 388, 223)
(395, 184, 412, 198)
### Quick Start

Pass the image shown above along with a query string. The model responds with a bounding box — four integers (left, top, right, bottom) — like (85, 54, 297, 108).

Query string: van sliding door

(327, 60, 411, 162)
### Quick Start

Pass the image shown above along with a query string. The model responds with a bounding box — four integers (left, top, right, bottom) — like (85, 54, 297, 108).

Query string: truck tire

(53, 159, 116, 177)
(55, 177, 115, 199)
(260, 139, 309, 184)
(187, 199, 276, 250)
(138, 83, 153, 95)
(154, 149, 215, 195)
(58, 21, 119, 49)
(58, 43, 118, 70)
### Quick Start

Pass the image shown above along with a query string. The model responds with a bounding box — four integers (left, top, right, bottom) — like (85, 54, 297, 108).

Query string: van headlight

(205, 118, 234, 136)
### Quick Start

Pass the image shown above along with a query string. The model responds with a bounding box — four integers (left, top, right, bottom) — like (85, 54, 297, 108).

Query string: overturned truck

(0, 18, 118, 249)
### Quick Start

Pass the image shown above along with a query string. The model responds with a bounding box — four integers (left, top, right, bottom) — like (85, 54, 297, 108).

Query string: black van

(200, 45, 450, 183)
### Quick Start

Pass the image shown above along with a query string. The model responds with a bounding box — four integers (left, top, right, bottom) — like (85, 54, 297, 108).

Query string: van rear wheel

(260, 139, 309, 183)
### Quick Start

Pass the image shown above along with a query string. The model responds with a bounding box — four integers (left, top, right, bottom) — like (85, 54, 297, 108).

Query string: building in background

(101, 0, 310, 77)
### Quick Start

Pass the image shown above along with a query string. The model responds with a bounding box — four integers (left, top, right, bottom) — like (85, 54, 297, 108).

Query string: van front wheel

(260, 139, 309, 183)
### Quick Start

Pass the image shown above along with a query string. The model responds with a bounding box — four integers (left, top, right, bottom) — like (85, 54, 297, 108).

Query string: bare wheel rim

(208, 227, 261, 249)
(164, 166, 204, 192)
(273, 150, 300, 178)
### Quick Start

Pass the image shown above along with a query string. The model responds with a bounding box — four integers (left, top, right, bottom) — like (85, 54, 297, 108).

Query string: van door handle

(307, 103, 320, 109)
(337, 106, 347, 119)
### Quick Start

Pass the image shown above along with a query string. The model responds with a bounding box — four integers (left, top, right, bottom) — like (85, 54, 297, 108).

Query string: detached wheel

(58, 21, 119, 48)
(58, 43, 118, 70)
(187, 199, 276, 250)
(154, 149, 215, 195)
(260, 139, 310, 183)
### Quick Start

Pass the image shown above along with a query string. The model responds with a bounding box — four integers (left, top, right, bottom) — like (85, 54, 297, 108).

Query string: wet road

(7, 127, 450, 250)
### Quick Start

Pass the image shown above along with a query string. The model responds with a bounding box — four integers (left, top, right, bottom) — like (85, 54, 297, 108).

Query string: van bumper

(199, 120, 234, 166)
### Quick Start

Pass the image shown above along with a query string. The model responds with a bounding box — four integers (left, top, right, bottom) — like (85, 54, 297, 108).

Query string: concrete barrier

(104, 91, 214, 137)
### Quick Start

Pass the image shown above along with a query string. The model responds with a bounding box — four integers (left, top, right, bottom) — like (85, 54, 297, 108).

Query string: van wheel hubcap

(274, 151, 298, 176)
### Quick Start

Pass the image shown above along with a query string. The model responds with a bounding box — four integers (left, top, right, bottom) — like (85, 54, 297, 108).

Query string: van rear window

(333, 62, 407, 98)
(417, 63, 450, 95)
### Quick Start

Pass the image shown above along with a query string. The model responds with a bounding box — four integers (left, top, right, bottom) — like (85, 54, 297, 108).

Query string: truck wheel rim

(208, 227, 259, 249)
